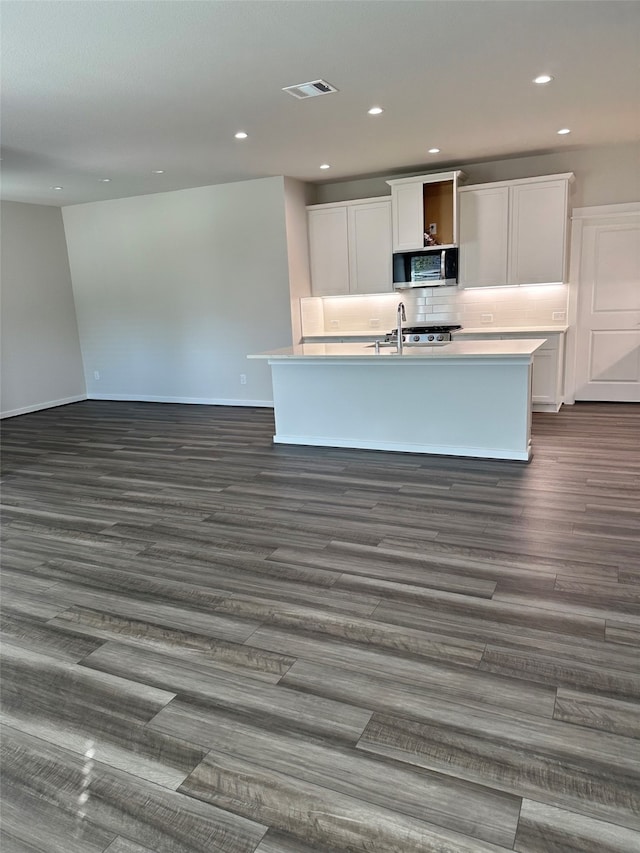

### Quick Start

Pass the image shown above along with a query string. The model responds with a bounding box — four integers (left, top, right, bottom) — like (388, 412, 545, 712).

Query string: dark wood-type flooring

(1, 400, 639, 853)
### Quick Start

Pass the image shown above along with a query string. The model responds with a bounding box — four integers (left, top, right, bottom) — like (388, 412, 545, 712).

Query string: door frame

(564, 201, 640, 404)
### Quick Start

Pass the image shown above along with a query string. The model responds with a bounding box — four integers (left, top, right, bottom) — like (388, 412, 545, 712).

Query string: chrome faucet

(396, 301, 406, 353)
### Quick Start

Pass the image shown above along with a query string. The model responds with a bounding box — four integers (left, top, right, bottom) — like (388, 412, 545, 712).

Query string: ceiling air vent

(282, 79, 338, 100)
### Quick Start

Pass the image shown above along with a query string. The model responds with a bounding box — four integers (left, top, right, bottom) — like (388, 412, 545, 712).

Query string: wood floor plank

(553, 688, 640, 738)
(0, 781, 116, 853)
(40, 576, 257, 642)
(213, 595, 485, 667)
(357, 711, 640, 831)
(179, 749, 511, 853)
(248, 625, 555, 716)
(81, 640, 372, 743)
(514, 799, 640, 852)
(1, 609, 104, 662)
(1, 399, 638, 851)
(49, 605, 295, 682)
(149, 700, 521, 847)
(1, 726, 267, 853)
(374, 594, 605, 642)
(480, 644, 640, 699)
(254, 831, 338, 853)
(606, 620, 640, 647)
(103, 839, 162, 853)
(0, 641, 205, 786)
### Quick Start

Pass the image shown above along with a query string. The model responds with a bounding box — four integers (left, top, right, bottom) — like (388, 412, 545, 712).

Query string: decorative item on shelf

(423, 232, 439, 247)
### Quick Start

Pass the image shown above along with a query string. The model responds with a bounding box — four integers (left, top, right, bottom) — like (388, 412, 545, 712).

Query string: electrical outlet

(329, 319, 339, 329)
(369, 318, 380, 328)
(240, 374, 247, 385)
(481, 313, 493, 324)
(552, 311, 566, 321)
(429, 223, 437, 235)
(93, 371, 100, 380)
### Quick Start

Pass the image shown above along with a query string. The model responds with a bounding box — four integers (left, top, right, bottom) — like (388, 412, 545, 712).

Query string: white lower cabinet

(454, 331, 565, 411)
(531, 348, 561, 407)
(307, 197, 392, 296)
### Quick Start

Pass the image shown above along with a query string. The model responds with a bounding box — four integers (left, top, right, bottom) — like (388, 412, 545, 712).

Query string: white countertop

(303, 325, 568, 341)
(455, 325, 568, 335)
(249, 339, 547, 360)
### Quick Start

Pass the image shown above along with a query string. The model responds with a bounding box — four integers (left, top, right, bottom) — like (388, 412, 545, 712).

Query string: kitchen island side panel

(268, 358, 533, 460)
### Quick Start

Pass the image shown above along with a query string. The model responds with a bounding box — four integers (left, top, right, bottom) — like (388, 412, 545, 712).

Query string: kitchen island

(249, 339, 546, 461)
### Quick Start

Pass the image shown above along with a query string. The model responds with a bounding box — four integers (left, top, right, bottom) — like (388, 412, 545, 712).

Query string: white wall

(1, 201, 86, 418)
(62, 177, 293, 405)
(313, 141, 640, 208)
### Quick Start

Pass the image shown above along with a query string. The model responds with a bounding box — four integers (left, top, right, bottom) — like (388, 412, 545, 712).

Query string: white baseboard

(532, 402, 563, 413)
(273, 434, 531, 461)
(0, 394, 88, 420)
(87, 393, 274, 407)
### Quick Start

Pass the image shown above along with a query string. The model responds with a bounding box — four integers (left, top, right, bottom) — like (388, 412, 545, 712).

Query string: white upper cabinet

(347, 200, 393, 294)
(459, 173, 574, 288)
(390, 182, 424, 251)
(307, 197, 392, 296)
(386, 171, 467, 252)
(509, 179, 569, 285)
(458, 186, 509, 287)
(307, 206, 350, 296)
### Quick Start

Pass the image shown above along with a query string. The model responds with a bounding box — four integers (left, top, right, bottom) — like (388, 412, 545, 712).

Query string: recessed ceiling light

(368, 107, 384, 115)
(533, 74, 553, 85)
(428, 148, 440, 154)
(99, 178, 111, 183)
(557, 128, 571, 135)
(50, 186, 63, 190)
(319, 164, 331, 170)
(152, 170, 164, 174)
(234, 131, 248, 139)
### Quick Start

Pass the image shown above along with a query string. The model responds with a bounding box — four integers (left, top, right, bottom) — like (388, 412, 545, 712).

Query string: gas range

(384, 324, 462, 345)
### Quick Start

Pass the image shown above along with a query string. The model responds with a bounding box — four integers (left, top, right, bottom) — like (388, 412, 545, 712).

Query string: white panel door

(509, 180, 568, 284)
(391, 182, 424, 251)
(458, 186, 509, 287)
(574, 214, 640, 401)
(348, 200, 392, 294)
(307, 207, 350, 296)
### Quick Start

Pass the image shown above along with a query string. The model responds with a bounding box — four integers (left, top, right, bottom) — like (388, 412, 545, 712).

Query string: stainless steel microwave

(393, 247, 458, 289)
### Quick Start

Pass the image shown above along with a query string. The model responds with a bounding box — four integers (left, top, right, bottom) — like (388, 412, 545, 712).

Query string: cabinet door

(509, 180, 568, 284)
(501, 333, 564, 407)
(458, 187, 509, 287)
(348, 200, 392, 294)
(391, 182, 424, 251)
(531, 350, 559, 404)
(307, 207, 350, 296)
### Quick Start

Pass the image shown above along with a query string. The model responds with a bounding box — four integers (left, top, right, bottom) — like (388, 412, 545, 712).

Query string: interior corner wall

(1, 201, 86, 418)
(284, 178, 313, 344)
(62, 176, 293, 406)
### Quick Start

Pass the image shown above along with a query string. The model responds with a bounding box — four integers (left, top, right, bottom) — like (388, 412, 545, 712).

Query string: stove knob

(436, 334, 444, 341)
(402, 335, 406, 342)
(413, 335, 420, 342)
(427, 334, 435, 342)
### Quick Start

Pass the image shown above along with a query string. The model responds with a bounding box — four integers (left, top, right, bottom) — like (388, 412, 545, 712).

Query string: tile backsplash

(301, 284, 568, 336)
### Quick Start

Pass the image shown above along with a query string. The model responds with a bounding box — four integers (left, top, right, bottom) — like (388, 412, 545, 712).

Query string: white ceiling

(2, 0, 639, 207)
